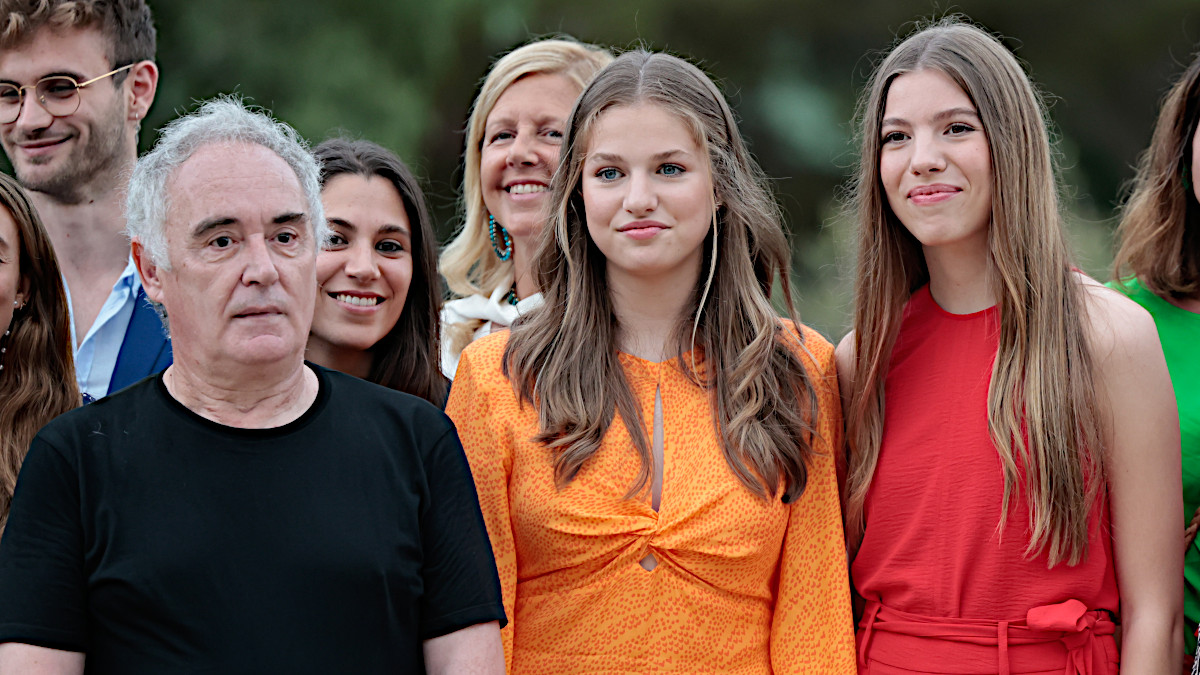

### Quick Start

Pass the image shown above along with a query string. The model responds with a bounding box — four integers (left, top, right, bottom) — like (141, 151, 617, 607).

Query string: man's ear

(127, 60, 159, 123)
(132, 239, 165, 305)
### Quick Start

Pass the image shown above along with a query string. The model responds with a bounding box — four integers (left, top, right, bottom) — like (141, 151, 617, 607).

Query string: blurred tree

(5, 0, 1196, 335)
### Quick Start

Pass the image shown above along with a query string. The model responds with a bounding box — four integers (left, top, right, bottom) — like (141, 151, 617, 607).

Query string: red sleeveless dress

(852, 285, 1119, 674)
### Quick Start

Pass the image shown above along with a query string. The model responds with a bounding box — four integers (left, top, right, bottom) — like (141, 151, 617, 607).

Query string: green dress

(1110, 277, 1200, 653)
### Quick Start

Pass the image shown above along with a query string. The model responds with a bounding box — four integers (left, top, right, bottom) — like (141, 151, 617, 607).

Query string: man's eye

(212, 236, 233, 248)
(276, 232, 296, 244)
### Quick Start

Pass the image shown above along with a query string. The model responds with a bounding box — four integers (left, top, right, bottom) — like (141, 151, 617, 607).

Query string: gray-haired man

(0, 98, 505, 675)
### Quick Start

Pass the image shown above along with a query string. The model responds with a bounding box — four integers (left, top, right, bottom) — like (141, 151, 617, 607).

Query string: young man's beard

(11, 99, 131, 205)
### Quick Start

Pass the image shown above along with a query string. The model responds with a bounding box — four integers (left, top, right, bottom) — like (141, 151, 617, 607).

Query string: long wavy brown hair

(0, 172, 79, 535)
(313, 138, 447, 407)
(503, 50, 823, 502)
(844, 19, 1103, 566)
(1112, 47, 1200, 295)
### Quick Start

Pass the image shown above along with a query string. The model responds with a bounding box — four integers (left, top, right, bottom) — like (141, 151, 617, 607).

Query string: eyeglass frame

(0, 62, 136, 124)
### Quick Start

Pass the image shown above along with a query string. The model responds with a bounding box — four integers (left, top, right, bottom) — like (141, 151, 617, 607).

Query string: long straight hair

(313, 139, 447, 406)
(504, 50, 823, 502)
(844, 19, 1103, 566)
(1113, 48, 1200, 295)
(0, 172, 79, 535)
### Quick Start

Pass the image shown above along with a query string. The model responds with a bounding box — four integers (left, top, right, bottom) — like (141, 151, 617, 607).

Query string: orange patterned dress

(446, 325, 856, 674)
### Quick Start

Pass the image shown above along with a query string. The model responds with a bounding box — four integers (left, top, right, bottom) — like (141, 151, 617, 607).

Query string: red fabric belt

(856, 599, 1118, 674)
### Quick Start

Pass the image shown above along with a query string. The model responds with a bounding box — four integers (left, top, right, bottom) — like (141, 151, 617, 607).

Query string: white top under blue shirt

(65, 257, 140, 403)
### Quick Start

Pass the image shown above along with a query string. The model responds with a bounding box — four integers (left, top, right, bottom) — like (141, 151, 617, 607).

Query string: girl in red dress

(838, 18, 1183, 673)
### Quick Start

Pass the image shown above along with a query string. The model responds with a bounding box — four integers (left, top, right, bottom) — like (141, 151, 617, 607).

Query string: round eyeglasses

(0, 63, 135, 125)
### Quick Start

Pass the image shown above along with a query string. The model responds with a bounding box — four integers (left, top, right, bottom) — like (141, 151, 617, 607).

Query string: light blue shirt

(65, 257, 140, 401)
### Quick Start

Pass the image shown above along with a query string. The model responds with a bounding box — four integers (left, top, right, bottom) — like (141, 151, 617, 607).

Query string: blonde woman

(839, 19, 1182, 672)
(447, 51, 854, 673)
(439, 37, 611, 378)
(1110, 47, 1200, 667)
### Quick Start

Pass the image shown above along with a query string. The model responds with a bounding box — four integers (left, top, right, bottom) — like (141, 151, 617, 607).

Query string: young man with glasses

(0, 0, 170, 403)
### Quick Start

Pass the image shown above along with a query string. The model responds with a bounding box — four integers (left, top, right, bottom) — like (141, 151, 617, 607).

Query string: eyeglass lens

(0, 77, 81, 124)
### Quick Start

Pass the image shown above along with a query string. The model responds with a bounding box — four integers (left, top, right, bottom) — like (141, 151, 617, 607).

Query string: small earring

(0, 328, 8, 373)
(488, 214, 513, 262)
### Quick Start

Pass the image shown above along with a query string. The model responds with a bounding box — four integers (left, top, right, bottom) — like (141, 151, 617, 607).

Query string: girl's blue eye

(659, 164, 684, 176)
(597, 168, 621, 181)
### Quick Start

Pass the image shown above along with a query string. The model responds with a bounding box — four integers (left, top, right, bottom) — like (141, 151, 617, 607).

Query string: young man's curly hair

(0, 0, 155, 68)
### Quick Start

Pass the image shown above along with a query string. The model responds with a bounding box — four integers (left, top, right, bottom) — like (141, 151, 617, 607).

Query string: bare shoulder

(1077, 273, 1160, 362)
(834, 330, 856, 388)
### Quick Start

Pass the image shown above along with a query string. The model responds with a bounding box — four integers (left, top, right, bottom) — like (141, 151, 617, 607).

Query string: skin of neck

(509, 233, 539, 301)
(305, 336, 373, 380)
(922, 237, 997, 314)
(1167, 294, 1200, 314)
(31, 151, 138, 278)
(608, 258, 702, 363)
(162, 352, 319, 429)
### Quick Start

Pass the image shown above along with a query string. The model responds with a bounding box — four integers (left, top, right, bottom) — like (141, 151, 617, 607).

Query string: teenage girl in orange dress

(447, 50, 855, 673)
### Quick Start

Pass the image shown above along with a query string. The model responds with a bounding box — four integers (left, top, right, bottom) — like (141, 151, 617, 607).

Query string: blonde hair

(439, 37, 611, 354)
(504, 50, 823, 502)
(844, 18, 1103, 566)
(1112, 48, 1200, 296)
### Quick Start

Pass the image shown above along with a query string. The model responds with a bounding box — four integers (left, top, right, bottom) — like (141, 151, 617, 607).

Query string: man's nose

(241, 236, 281, 286)
(11, 89, 54, 132)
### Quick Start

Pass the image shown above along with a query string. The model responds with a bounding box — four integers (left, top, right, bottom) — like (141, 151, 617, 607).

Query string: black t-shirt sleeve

(0, 434, 88, 651)
(417, 425, 507, 639)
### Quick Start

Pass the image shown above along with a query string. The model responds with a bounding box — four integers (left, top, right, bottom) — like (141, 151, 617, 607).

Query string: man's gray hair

(125, 96, 328, 268)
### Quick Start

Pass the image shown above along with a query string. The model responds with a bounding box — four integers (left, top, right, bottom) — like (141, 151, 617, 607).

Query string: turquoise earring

(488, 215, 512, 261)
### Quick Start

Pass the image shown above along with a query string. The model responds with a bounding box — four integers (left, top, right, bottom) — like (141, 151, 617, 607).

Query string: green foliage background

(134, 1, 1200, 337)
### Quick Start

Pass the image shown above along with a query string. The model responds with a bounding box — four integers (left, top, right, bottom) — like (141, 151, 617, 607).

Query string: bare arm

(0, 644, 84, 674)
(833, 331, 857, 493)
(1085, 282, 1183, 673)
(834, 331, 856, 410)
(422, 621, 504, 675)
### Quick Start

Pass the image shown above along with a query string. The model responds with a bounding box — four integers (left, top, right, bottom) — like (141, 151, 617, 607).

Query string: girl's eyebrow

(882, 107, 980, 127)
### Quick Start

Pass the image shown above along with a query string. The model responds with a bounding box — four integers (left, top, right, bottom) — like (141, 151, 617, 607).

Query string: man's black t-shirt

(0, 364, 505, 674)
